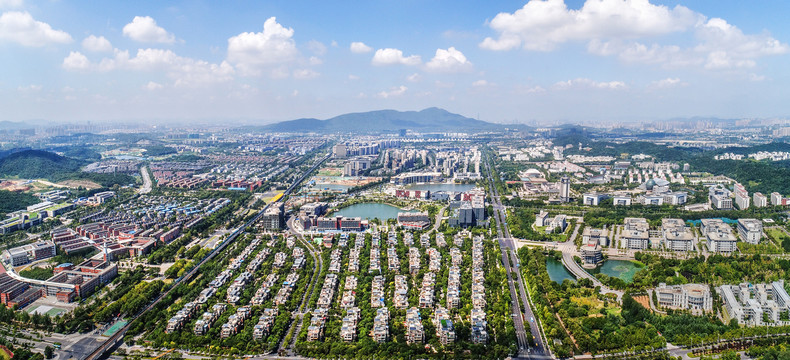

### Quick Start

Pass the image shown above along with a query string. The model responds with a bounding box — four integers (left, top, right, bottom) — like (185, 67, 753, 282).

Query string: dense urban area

(3, 116, 790, 360)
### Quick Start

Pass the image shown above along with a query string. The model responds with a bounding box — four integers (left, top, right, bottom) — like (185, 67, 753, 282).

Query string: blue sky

(1, 0, 788, 125)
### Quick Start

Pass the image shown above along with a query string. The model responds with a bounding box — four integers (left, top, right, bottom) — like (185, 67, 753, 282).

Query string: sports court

(26, 305, 66, 317)
(102, 320, 128, 337)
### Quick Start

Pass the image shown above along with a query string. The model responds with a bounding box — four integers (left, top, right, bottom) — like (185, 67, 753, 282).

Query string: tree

(44, 346, 54, 359)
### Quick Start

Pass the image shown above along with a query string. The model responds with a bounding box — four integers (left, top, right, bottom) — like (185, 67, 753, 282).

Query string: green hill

(0, 150, 85, 179)
(264, 107, 522, 133)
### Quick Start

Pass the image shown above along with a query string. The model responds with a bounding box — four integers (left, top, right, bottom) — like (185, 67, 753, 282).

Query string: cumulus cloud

(697, 18, 788, 69)
(425, 47, 472, 72)
(293, 68, 319, 79)
(63, 48, 235, 87)
(376, 85, 407, 98)
(0, 11, 72, 47)
(82, 35, 112, 52)
(145, 81, 163, 90)
(480, 0, 698, 51)
(472, 79, 490, 87)
(123, 16, 175, 43)
(0, 0, 23, 9)
(481, 0, 788, 71)
(650, 77, 686, 88)
(406, 73, 421, 82)
(308, 56, 322, 65)
(350, 41, 372, 53)
(554, 78, 626, 90)
(62, 51, 90, 70)
(307, 40, 326, 55)
(371, 48, 421, 66)
(227, 17, 299, 76)
(17, 84, 41, 91)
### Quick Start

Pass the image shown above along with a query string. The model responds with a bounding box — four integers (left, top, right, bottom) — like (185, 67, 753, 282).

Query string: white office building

(737, 218, 763, 245)
(655, 283, 713, 312)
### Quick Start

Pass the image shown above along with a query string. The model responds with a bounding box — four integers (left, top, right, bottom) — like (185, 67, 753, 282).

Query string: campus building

(655, 283, 712, 312)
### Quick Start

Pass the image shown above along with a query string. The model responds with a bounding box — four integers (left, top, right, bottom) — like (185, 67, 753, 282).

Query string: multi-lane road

(484, 158, 550, 359)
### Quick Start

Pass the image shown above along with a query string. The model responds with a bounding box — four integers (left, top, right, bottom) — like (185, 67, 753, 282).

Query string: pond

(405, 183, 476, 192)
(587, 260, 643, 283)
(546, 258, 576, 284)
(334, 203, 417, 221)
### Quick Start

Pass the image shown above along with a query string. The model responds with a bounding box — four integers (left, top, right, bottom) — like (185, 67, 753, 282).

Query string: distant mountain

(264, 107, 508, 133)
(0, 150, 85, 179)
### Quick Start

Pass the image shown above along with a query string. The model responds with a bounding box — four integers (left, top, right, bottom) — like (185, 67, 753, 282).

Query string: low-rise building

(622, 217, 650, 250)
(662, 218, 694, 252)
(719, 281, 790, 326)
(702, 219, 737, 253)
(583, 192, 609, 206)
(737, 218, 763, 245)
(655, 283, 712, 312)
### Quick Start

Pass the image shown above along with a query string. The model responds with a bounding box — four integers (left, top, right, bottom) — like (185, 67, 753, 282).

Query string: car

(530, 317, 534, 323)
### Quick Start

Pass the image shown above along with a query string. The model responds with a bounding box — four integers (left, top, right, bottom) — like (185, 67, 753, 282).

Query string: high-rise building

(333, 144, 347, 158)
(771, 192, 786, 206)
(734, 183, 749, 210)
(753, 192, 768, 208)
(559, 175, 570, 203)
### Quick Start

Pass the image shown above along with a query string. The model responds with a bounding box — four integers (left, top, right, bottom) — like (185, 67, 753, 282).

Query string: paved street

(485, 158, 550, 359)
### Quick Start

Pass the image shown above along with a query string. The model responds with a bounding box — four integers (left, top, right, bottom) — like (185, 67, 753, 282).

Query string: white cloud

(0, 0, 23, 9)
(122, 16, 175, 44)
(308, 56, 322, 65)
(554, 78, 626, 90)
(425, 47, 472, 73)
(697, 18, 788, 69)
(0, 11, 72, 47)
(548, 2, 790, 71)
(63, 48, 235, 87)
(434, 80, 454, 89)
(376, 85, 407, 98)
(406, 73, 421, 82)
(227, 17, 299, 76)
(748, 73, 766, 82)
(17, 84, 41, 91)
(62, 51, 90, 70)
(145, 81, 163, 90)
(82, 35, 112, 52)
(293, 68, 319, 79)
(481, 0, 699, 51)
(472, 79, 490, 87)
(371, 48, 421, 66)
(348, 74, 359, 80)
(350, 41, 372, 53)
(307, 40, 326, 55)
(650, 77, 686, 88)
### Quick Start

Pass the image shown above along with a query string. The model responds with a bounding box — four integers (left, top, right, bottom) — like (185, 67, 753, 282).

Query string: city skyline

(1, 0, 789, 124)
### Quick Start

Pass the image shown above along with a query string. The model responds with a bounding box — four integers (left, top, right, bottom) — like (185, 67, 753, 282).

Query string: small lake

(546, 258, 576, 284)
(335, 203, 417, 220)
(405, 183, 476, 192)
(588, 260, 643, 283)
